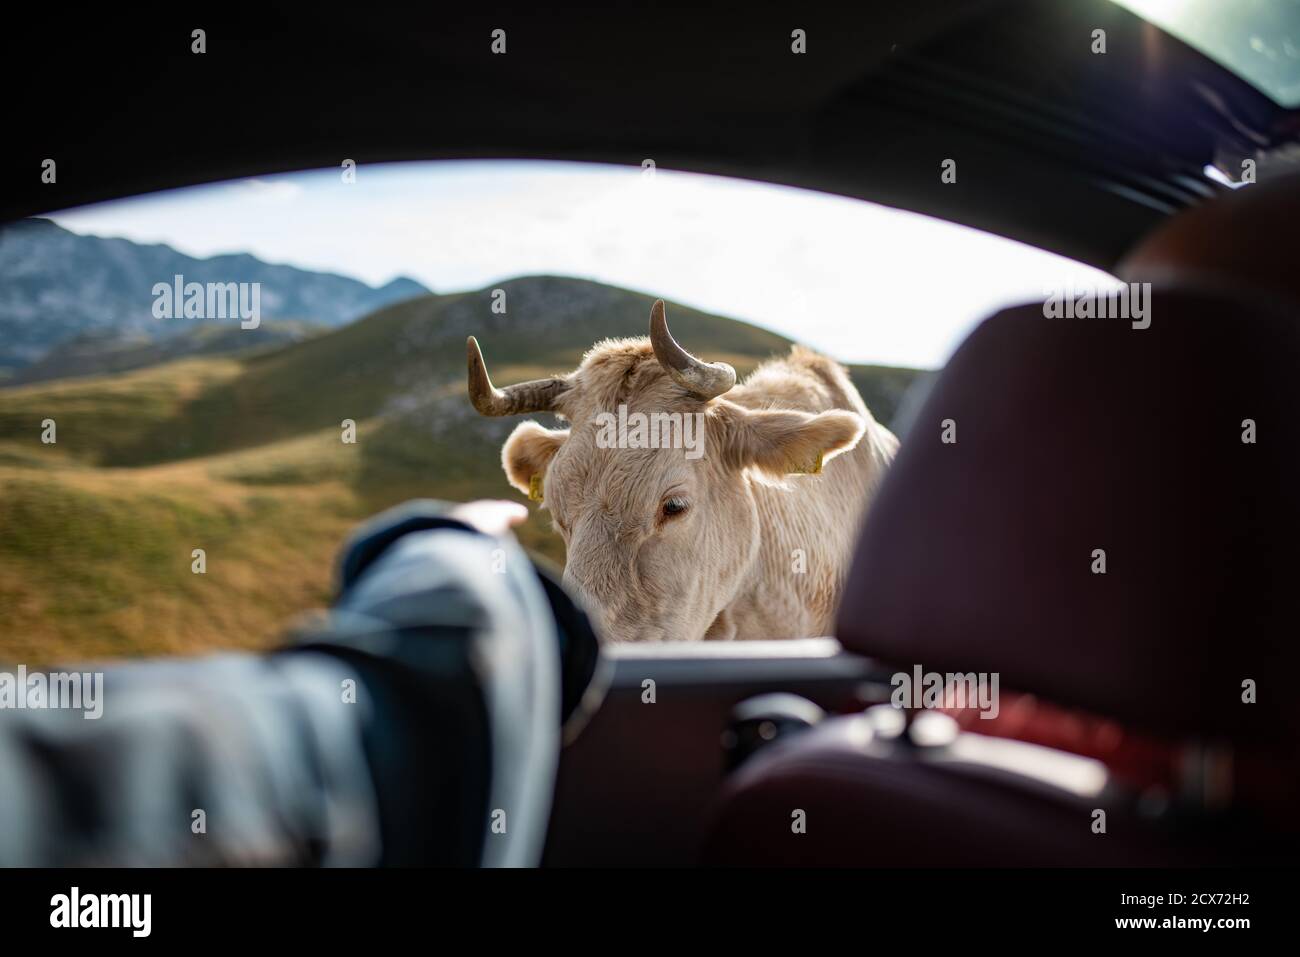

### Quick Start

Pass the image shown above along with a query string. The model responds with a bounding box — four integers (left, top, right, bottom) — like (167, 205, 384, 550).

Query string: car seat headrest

(837, 290, 1300, 747)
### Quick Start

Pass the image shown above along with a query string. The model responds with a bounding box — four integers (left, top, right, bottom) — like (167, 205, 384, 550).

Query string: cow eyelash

(661, 496, 689, 519)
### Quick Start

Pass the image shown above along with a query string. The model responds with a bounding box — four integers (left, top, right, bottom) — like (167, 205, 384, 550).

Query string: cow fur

(499, 337, 897, 642)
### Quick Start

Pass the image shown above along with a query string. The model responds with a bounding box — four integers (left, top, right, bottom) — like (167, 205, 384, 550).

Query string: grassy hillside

(6, 319, 323, 387)
(0, 277, 922, 663)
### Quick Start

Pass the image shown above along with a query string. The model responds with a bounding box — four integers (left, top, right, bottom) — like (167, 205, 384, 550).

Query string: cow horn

(467, 336, 569, 416)
(648, 299, 736, 399)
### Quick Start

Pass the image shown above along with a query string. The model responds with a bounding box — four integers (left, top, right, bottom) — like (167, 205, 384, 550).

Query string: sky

(48, 160, 1118, 369)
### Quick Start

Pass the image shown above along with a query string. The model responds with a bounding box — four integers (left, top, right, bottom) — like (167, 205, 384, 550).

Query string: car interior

(4, 1, 1299, 871)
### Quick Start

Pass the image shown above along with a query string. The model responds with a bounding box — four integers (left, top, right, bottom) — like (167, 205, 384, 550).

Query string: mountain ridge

(0, 218, 430, 371)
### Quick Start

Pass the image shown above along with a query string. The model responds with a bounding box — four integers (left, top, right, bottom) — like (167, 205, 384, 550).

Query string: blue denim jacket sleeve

(0, 499, 563, 868)
(334, 498, 483, 597)
(315, 498, 562, 867)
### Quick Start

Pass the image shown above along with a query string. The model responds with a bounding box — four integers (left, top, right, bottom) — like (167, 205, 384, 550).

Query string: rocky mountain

(0, 218, 428, 373)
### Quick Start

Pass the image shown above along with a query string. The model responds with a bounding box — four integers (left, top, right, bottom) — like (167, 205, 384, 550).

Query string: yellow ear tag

(528, 473, 544, 502)
(793, 452, 823, 475)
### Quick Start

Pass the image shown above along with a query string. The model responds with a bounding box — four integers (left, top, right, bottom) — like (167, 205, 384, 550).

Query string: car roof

(3, 1, 1294, 269)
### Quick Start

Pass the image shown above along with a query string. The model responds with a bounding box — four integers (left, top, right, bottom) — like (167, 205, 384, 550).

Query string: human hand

(447, 499, 529, 536)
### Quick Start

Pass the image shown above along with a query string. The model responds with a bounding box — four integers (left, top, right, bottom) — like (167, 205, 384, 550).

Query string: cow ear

(716, 404, 865, 477)
(502, 421, 569, 498)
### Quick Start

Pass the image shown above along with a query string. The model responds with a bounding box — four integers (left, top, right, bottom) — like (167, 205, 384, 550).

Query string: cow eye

(662, 496, 689, 518)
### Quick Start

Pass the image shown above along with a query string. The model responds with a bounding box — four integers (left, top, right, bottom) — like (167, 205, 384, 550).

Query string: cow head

(467, 301, 864, 642)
